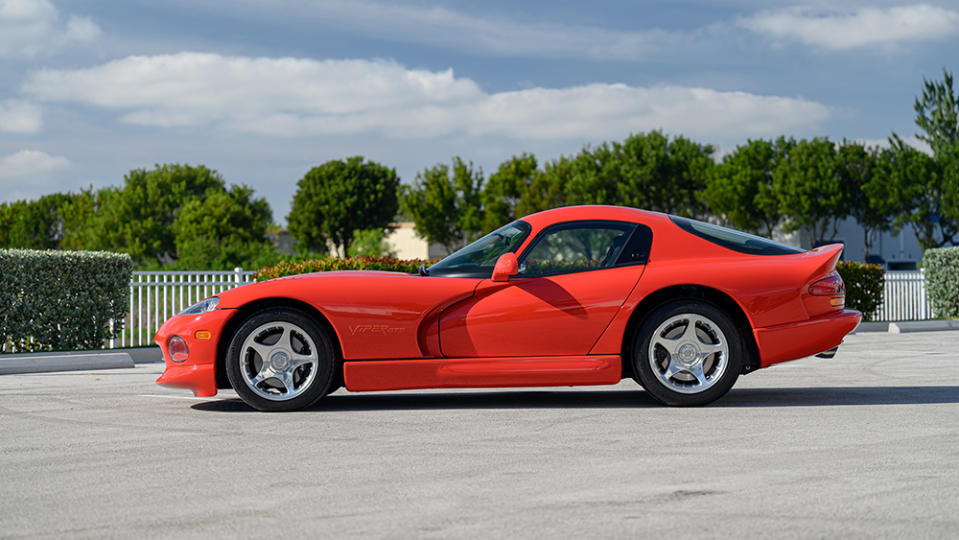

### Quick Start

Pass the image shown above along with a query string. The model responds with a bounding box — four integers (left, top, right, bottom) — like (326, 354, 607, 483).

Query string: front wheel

(633, 301, 742, 406)
(225, 308, 336, 411)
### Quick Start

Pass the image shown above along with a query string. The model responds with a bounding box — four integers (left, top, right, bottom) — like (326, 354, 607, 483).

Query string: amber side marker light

(194, 330, 212, 340)
(169, 336, 190, 362)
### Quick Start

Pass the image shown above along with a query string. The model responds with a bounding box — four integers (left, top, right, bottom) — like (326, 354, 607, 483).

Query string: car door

(439, 220, 651, 357)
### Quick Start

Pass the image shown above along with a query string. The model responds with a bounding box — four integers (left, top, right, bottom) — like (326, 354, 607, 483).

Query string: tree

(914, 68, 958, 156)
(870, 135, 958, 249)
(482, 153, 538, 230)
(615, 132, 715, 218)
(59, 187, 102, 251)
(347, 228, 395, 258)
(881, 69, 959, 250)
(515, 155, 571, 216)
(836, 140, 890, 258)
(774, 137, 847, 245)
(565, 141, 625, 207)
(287, 157, 399, 255)
(0, 193, 75, 249)
(554, 132, 715, 216)
(84, 164, 227, 264)
(400, 157, 484, 253)
(0, 200, 27, 248)
(172, 185, 274, 269)
(703, 138, 788, 236)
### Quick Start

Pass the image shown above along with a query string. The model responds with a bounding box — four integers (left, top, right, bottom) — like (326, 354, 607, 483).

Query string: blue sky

(1, 0, 957, 224)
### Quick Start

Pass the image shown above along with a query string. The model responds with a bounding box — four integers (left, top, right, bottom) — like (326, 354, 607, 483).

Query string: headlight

(179, 296, 219, 315)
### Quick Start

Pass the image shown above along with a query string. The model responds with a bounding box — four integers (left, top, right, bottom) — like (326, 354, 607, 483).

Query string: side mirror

(491, 253, 519, 282)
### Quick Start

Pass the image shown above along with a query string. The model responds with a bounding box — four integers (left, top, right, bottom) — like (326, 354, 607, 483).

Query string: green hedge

(922, 247, 959, 318)
(836, 261, 885, 321)
(255, 255, 435, 280)
(0, 249, 133, 353)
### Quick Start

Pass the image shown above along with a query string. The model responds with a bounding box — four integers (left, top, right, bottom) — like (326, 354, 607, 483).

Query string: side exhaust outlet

(815, 347, 839, 359)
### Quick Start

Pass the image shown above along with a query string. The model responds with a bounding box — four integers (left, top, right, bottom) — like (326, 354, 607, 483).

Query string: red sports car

(155, 205, 861, 411)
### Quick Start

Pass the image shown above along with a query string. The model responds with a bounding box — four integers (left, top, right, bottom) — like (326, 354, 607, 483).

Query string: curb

(889, 320, 959, 333)
(0, 351, 134, 375)
(852, 320, 959, 334)
(853, 322, 889, 333)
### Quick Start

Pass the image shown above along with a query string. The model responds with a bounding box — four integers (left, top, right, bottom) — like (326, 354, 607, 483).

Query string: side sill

(343, 355, 622, 392)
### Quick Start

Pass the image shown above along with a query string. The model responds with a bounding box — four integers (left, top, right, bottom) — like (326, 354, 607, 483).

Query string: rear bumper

(754, 309, 861, 368)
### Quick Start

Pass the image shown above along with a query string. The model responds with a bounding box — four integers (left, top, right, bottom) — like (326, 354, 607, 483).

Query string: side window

(519, 222, 636, 276)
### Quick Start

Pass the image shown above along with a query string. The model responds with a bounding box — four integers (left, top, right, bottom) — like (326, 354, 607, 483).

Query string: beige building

(386, 222, 447, 260)
(268, 223, 447, 260)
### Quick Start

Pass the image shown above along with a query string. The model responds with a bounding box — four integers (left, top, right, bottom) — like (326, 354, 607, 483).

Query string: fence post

(234, 267, 243, 286)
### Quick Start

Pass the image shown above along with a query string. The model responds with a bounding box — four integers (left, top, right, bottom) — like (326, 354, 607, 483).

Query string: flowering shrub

(835, 261, 884, 321)
(255, 255, 436, 280)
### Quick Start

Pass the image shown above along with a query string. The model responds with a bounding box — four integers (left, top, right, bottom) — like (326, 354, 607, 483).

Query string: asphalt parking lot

(1, 331, 957, 539)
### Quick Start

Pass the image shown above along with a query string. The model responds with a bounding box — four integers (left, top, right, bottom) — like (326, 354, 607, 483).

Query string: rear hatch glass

(670, 216, 804, 255)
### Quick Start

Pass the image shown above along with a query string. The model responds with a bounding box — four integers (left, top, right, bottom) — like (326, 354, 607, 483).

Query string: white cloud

(0, 149, 69, 179)
(0, 99, 41, 133)
(739, 4, 959, 49)
(219, 0, 679, 61)
(0, 0, 101, 58)
(22, 52, 830, 142)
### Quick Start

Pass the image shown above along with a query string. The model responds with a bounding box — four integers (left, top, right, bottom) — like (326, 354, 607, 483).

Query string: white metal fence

(108, 268, 934, 349)
(116, 268, 256, 347)
(872, 270, 933, 322)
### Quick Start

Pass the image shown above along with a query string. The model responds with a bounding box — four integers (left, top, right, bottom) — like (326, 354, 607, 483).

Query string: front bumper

(154, 309, 236, 397)
(754, 309, 861, 368)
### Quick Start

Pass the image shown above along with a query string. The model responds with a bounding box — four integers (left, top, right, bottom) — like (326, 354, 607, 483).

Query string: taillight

(169, 336, 190, 362)
(809, 273, 844, 296)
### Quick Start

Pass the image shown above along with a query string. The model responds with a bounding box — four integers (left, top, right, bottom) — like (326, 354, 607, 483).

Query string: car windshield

(428, 220, 532, 277)
(670, 216, 804, 255)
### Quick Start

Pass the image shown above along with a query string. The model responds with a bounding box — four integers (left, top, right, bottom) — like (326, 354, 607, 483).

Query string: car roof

(519, 205, 668, 229)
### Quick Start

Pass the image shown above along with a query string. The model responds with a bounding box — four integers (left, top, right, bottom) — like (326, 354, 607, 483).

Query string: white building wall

(832, 217, 924, 268)
(386, 222, 447, 260)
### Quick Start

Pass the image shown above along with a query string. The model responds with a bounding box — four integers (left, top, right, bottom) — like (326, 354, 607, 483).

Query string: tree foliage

(83, 164, 227, 264)
(287, 157, 399, 254)
(401, 157, 484, 253)
(914, 68, 958, 156)
(703, 138, 788, 236)
(773, 137, 847, 245)
(171, 185, 273, 269)
(836, 140, 888, 258)
(347, 228, 395, 258)
(871, 135, 958, 249)
(482, 153, 537, 231)
(617, 132, 714, 218)
(876, 69, 959, 249)
(0, 193, 77, 249)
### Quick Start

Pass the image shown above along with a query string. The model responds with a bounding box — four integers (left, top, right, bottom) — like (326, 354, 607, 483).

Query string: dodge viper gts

(155, 205, 861, 411)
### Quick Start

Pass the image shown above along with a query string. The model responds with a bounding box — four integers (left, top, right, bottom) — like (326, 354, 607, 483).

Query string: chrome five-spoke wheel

(634, 300, 743, 406)
(240, 321, 319, 401)
(226, 308, 335, 411)
(648, 313, 729, 394)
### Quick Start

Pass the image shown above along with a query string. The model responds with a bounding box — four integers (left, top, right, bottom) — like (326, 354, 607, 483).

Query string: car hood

(213, 270, 428, 309)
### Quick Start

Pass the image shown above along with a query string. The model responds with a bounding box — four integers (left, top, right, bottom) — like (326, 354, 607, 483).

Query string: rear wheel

(633, 301, 742, 406)
(225, 308, 335, 411)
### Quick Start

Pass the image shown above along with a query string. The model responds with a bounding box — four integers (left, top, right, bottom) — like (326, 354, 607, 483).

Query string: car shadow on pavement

(190, 385, 959, 412)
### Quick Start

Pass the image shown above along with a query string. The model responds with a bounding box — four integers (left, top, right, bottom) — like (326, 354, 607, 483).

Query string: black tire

(632, 300, 742, 406)
(225, 308, 336, 411)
